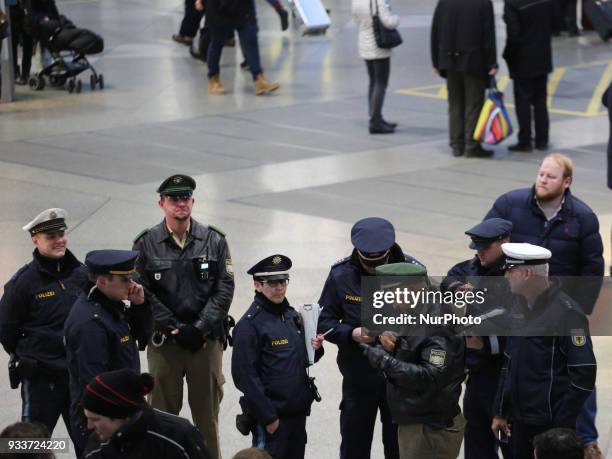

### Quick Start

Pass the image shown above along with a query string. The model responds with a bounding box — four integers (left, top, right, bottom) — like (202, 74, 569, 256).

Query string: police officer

(132, 174, 234, 459)
(492, 243, 597, 459)
(82, 369, 211, 459)
(0, 208, 88, 441)
(441, 218, 512, 459)
(64, 249, 152, 457)
(317, 217, 423, 459)
(232, 255, 323, 459)
(362, 263, 466, 459)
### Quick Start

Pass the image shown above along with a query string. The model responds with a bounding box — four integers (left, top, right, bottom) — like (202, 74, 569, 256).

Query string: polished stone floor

(0, 0, 611, 457)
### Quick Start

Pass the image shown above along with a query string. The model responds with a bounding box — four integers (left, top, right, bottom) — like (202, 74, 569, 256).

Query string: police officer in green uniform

(132, 174, 235, 459)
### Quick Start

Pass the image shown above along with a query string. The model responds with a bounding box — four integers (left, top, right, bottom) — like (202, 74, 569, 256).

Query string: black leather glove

(175, 324, 205, 352)
(360, 344, 393, 371)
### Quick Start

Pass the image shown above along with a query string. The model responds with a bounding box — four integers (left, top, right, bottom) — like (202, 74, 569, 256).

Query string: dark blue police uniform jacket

(485, 187, 604, 313)
(231, 292, 317, 426)
(496, 285, 597, 428)
(317, 245, 422, 390)
(0, 249, 88, 370)
(64, 288, 143, 407)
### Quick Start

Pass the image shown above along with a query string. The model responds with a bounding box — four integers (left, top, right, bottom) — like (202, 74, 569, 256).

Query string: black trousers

(553, 0, 578, 33)
(339, 378, 399, 459)
(366, 58, 391, 125)
(20, 373, 73, 440)
(464, 377, 509, 459)
(513, 75, 549, 146)
(252, 415, 307, 459)
(9, 5, 33, 78)
(508, 422, 550, 459)
(179, 0, 204, 38)
(446, 70, 486, 153)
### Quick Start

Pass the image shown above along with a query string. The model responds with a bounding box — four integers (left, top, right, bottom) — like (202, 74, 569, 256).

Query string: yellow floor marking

(547, 68, 567, 107)
(587, 62, 612, 116)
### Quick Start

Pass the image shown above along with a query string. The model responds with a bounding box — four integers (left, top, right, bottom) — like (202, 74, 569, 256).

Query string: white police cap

(501, 243, 551, 269)
(22, 208, 68, 235)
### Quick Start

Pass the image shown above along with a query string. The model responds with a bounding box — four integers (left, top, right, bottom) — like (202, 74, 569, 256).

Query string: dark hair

(0, 422, 54, 459)
(533, 428, 582, 459)
(232, 448, 273, 459)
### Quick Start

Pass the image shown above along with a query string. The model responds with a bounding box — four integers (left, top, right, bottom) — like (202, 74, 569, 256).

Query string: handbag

(369, 0, 402, 49)
(473, 77, 513, 145)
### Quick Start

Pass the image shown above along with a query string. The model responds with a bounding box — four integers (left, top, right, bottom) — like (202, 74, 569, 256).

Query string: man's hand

(173, 324, 205, 352)
(266, 419, 279, 434)
(352, 327, 375, 344)
(488, 67, 498, 76)
(465, 336, 484, 350)
(311, 335, 325, 350)
(127, 281, 145, 305)
(491, 416, 511, 439)
(379, 334, 397, 353)
(361, 344, 392, 371)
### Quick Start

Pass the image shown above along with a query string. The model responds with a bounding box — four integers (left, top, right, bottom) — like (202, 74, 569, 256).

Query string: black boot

(278, 8, 289, 31)
(381, 119, 397, 129)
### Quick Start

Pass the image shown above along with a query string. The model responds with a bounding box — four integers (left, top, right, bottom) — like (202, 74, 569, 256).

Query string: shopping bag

(473, 78, 513, 145)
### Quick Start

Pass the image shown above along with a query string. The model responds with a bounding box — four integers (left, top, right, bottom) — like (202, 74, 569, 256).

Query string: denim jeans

(576, 389, 598, 445)
(207, 22, 262, 79)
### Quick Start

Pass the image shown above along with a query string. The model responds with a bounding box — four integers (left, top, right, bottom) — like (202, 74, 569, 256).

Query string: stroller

(22, 0, 104, 93)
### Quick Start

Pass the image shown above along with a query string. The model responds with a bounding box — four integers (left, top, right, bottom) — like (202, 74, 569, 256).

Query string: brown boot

(584, 443, 604, 459)
(208, 76, 225, 95)
(254, 73, 279, 95)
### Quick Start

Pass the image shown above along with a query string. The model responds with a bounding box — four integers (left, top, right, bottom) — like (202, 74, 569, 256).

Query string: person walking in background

(431, 0, 498, 158)
(503, 0, 553, 153)
(173, 0, 205, 45)
(352, 0, 400, 134)
(205, 0, 279, 96)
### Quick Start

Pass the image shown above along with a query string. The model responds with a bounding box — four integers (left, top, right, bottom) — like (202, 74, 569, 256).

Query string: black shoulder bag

(370, 0, 402, 49)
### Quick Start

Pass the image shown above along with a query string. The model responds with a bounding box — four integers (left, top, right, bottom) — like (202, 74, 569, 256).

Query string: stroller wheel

(98, 74, 104, 90)
(75, 79, 82, 94)
(90, 75, 97, 91)
(49, 75, 66, 87)
(29, 76, 45, 91)
(67, 79, 75, 93)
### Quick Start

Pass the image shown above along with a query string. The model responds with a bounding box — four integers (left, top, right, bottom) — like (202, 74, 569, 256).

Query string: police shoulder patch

(571, 334, 586, 347)
(429, 349, 447, 368)
(209, 225, 225, 237)
(133, 228, 150, 243)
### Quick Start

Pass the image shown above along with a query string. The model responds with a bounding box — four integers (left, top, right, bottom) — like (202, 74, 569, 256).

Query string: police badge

(429, 349, 447, 367)
(154, 273, 162, 281)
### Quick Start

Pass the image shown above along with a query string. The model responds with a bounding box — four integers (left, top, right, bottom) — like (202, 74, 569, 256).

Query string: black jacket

(205, 0, 256, 29)
(485, 187, 604, 314)
(133, 219, 234, 341)
(503, 0, 553, 78)
(231, 293, 321, 425)
(84, 407, 211, 459)
(376, 309, 466, 425)
(0, 249, 88, 371)
(495, 285, 596, 427)
(431, 0, 497, 79)
(64, 288, 150, 410)
(317, 245, 423, 390)
(603, 83, 612, 190)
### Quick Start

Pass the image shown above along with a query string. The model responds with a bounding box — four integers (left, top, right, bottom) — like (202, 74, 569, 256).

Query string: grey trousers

(446, 70, 486, 153)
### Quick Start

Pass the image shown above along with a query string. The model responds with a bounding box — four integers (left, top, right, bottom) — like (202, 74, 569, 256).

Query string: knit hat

(83, 369, 154, 419)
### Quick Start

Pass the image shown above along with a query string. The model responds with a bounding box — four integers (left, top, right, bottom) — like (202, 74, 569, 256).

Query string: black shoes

(508, 142, 533, 153)
(278, 8, 289, 31)
(382, 119, 397, 129)
(452, 148, 464, 157)
(369, 123, 395, 134)
(465, 147, 494, 158)
(535, 142, 549, 151)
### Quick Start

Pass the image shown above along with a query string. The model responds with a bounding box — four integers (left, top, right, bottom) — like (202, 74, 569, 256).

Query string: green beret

(376, 263, 427, 276)
(157, 174, 196, 196)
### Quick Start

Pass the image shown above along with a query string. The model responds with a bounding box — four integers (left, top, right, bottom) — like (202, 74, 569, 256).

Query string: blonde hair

(542, 153, 573, 179)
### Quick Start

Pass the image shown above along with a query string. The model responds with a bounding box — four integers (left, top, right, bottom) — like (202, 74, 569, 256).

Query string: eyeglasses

(261, 279, 289, 287)
(164, 194, 192, 202)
